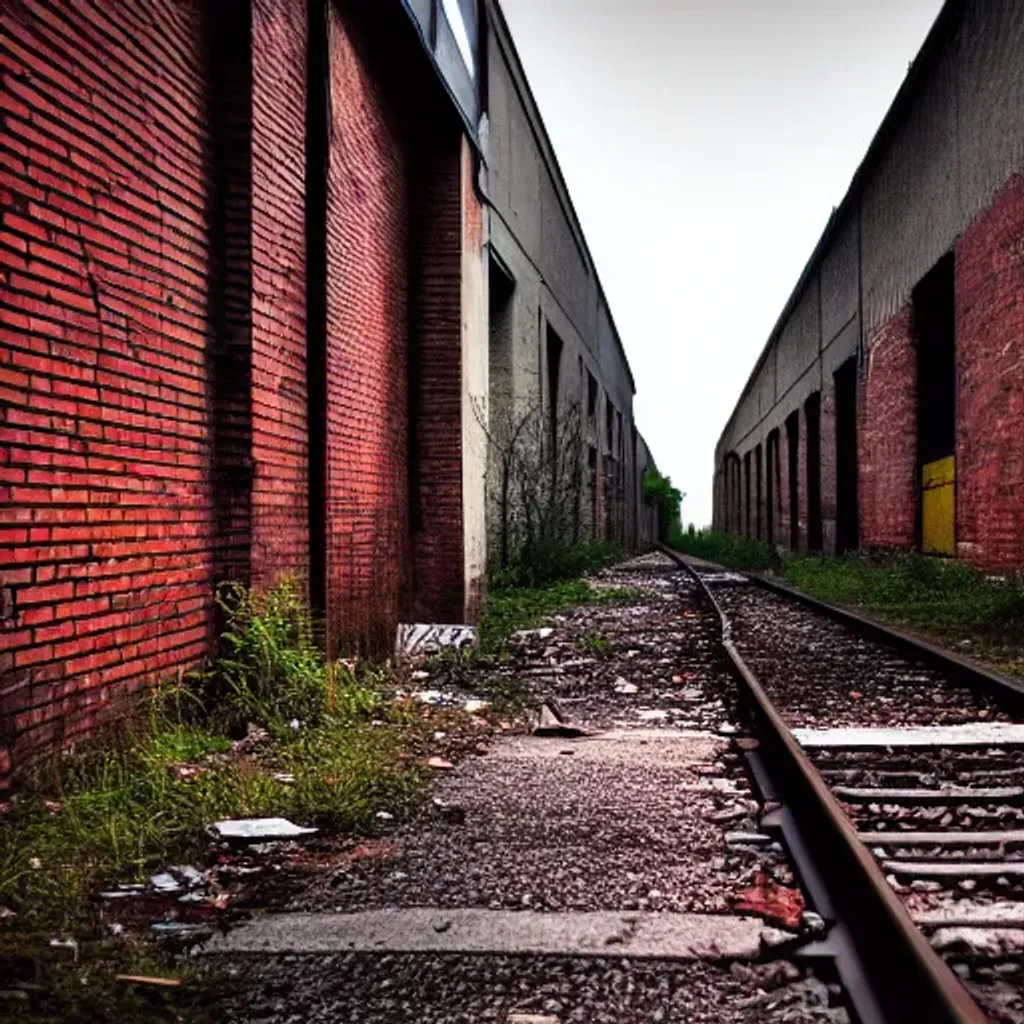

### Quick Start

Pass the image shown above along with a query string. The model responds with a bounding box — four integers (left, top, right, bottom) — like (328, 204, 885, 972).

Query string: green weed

(492, 538, 622, 590)
(670, 529, 781, 572)
(781, 550, 1024, 673)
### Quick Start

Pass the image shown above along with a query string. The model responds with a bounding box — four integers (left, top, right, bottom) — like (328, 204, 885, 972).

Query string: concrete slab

(490, 729, 726, 767)
(793, 722, 1024, 749)
(202, 908, 775, 960)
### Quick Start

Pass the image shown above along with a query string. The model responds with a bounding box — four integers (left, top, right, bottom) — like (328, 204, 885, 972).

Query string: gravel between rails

(713, 583, 1014, 729)
(709, 575, 1024, 1022)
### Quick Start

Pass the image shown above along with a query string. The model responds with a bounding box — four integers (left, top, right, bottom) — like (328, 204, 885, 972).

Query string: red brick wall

(0, 2, 214, 771)
(409, 130, 464, 623)
(955, 174, 1024, 570)
(859, 306, 917, 549)
(251, 0, 308, 588)
(323, 4, 412, 653)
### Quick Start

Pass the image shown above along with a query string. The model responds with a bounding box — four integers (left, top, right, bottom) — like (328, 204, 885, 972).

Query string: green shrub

(493, 537, 621, 590)
(671, 529, 780, 573)
(205, 579, 327, 732)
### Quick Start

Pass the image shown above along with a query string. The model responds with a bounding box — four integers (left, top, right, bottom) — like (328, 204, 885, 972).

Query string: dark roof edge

(718, 0, 964, 446)
(485, 0, 637, 396)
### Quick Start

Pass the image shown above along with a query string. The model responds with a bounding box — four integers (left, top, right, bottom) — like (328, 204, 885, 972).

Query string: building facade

(0, 0, 656, 784)
(482, 1, 649, 562)
(713, 0, 1024, 571)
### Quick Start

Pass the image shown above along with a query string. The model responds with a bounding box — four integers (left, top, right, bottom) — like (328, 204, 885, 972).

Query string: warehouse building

(713, 0, 1024, 571)
(0, 0, 654, 784)
(482, 1, 649, 562)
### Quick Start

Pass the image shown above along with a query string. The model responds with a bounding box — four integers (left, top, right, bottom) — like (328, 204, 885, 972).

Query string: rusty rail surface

(661, 546, 987, 1024)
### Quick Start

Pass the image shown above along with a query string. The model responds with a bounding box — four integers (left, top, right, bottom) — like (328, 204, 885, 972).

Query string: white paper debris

(208, 818, 318, 841)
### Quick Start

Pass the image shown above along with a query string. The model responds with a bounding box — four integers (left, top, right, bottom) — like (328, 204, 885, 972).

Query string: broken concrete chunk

(426, 756, 455, 771)
(511, 627, 554, 641)
(613, 677, 638, 694)
(931, 927, 1024, 958)
(725, 832, 773, 847)
(208, 818, 318, 841)
(507, 1016, 560, 1024)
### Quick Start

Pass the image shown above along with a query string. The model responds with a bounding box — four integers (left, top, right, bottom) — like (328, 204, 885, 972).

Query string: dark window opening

(488, 257, 515, 433)
(834, 358, 859, 553)
(743, 451, 752, 538)
(545, 323, 563, 451)
(588, 444, 598, 535)
(731, 454, 742, 536)
(805, 393, 822, 551)
(914, 257, 956, 467)
(766, 429, 780, 545)
(913, 253, 956, 554)
(755, 443, 763, 540)
(587, 372, 598, 418)
(786, 412, 799, 549)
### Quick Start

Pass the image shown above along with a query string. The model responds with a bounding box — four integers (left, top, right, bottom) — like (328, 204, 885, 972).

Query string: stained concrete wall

(482, 0, 647, 556)
(714, 0, 1024, 567)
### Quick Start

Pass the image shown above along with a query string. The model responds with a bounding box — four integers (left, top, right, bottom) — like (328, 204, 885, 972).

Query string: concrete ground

(202, 554, 851, 1022)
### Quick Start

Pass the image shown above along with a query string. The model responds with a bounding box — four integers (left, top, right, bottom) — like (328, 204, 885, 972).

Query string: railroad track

(663, 548, 1024, 1024)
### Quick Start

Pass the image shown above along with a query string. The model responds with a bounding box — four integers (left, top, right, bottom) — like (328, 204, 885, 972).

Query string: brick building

(0, 0, 656, 784)
(713, 0, 1024, 571)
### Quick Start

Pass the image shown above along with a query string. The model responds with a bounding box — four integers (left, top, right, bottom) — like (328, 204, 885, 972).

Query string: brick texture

(1, 0, 470, 783)
(859, 305, 917, 549)
(251, 0, 308, 587)
(954, 174, 1024, 570)
(0, 1, 215, 774)
(409, 127, 464, 623)
(323, 4, 413, 652)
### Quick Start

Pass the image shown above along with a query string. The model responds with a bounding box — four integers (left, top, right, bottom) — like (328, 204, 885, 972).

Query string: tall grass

(670, 528, 781, 572)
(0, 580, 422, 929)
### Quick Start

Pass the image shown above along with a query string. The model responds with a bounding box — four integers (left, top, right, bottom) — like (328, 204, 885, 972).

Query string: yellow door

(921, 455, 955, 556)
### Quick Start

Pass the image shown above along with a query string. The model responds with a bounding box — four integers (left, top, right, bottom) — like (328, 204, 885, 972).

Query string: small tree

(643, 468, 683, 544)
(479, 395, 615, 586)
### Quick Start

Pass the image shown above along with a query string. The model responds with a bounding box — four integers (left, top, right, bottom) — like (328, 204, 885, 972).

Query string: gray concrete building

(713, 0, 1024, 570)
(480, 0, 656, 566)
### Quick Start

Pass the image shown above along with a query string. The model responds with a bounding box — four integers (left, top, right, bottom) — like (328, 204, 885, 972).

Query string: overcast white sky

(498, 0, 946, 528)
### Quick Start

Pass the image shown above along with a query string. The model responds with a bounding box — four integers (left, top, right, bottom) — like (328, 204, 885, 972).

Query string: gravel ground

(713, 583, 1013, 729)
(206, 952, 849, 1023)
(203, 554, 852, 1022)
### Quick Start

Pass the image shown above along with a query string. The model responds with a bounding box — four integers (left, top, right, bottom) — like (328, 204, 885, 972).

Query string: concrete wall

(714, 0, 1024, 569)
(482, 0, 646, 558)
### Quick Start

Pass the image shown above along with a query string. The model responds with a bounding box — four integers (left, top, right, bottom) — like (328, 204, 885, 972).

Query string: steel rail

(661, 545, 987, 1024)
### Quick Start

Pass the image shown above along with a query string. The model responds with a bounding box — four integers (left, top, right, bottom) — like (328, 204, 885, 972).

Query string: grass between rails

(673, 530, 1024, 677)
